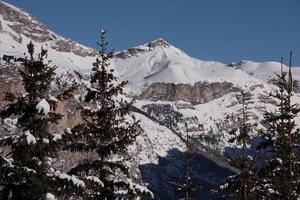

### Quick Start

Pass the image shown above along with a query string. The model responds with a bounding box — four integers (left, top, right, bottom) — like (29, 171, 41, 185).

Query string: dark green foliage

(0, 42, 80, 200)
(66, 30, 152, 199)
(256, 54, 300, 200)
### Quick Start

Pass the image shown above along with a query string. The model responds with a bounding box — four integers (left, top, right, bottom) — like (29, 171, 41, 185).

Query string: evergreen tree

(255, 53, 300, 199)
(169, 123, 202, 200)
(66, 30, 153, 199)
(0, 42, 82, 200)
(218, 90, 256, 200)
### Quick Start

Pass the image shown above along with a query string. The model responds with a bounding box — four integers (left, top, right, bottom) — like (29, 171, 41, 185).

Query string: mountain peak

(147, 38, 170, 49)
(115, 38, 172, 59)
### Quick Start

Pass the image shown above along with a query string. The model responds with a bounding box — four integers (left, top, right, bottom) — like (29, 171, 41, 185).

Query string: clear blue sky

(5, 0, 300, 65)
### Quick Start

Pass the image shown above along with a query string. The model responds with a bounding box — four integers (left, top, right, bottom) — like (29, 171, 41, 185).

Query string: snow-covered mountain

(112, 38, 300, 93)
(0, 1, 97, 73)
(1, 1, 300, 199)
(1, 1, 300, 86)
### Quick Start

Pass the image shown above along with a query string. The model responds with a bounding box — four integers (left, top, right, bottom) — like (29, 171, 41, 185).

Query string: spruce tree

(0, 42, 82, 200)
(169, 123, 202, 200)
(219, 90, 256, 200)
(256, 53, 300, 199)
(66, 30, 153, 199)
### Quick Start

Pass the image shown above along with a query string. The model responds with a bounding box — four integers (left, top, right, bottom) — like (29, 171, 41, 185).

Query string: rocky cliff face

(0, 62, 82, 136)
(0, 2, 51, 42)
(139, 81, 239, 104)
(0, 1, 97, 57)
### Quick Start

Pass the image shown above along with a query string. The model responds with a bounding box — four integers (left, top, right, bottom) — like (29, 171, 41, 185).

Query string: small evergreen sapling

(169, 123, 202, 200)
(219, 90, 256, 200)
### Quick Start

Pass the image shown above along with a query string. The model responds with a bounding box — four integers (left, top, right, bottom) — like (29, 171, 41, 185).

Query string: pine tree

(256, 53, 300, 199)
(218, 90, 256, 200)
(0, 42, 81, 200)
(169, 123, 202, 200)
(66, 30, 153, 199)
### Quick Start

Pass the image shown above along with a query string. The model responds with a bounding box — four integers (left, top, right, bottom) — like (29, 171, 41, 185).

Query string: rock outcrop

(0, 2, 97, 57)
(139, 81, 239, 104)
(0, 62, 82, 135)
(115, 38, 170, 59)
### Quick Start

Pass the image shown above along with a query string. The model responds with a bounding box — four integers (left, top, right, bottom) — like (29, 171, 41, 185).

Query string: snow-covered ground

(2, 1, 300, 199)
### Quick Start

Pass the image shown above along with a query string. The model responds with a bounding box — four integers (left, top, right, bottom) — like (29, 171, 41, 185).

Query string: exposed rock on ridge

(139, 81, 239, 104)
(115, 38, 170, 59)
(0, 2, 97, 57)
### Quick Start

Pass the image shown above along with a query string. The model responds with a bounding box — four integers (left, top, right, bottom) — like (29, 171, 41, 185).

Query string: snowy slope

(111, 38, 300, 94)
(2, 0, 300, 169)
(114, 42, 255, 90)
(240, 60, 300, 82)
(129, 112, 186, 165)
(2, 2, 300, 199)
(0, 1, 96, 73)
(1, 1, 300, 93)
(113, 41, 300, 94)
